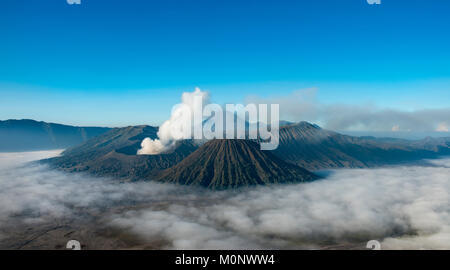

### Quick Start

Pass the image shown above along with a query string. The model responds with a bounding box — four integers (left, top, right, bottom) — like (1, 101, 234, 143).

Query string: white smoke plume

(137, 87, 209, 155)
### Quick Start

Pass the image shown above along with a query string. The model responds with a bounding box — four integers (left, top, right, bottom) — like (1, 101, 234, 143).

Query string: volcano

(42, 122, 449, 188)
(43, 125, 198, 179)
(273, 122, 450, 170)
(155, 139, 318, 189)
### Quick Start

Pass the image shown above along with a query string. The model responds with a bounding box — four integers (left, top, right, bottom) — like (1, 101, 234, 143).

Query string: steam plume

(137, 87, 209, 155)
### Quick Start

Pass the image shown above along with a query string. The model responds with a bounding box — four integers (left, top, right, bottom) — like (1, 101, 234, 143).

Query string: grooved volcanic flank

(156, 139, 318, 189)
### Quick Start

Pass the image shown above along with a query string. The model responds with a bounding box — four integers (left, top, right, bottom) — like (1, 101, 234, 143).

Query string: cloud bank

(110, 160, 450, 249)
(246, 88, 450, 133)
(1, 151, 450, 249)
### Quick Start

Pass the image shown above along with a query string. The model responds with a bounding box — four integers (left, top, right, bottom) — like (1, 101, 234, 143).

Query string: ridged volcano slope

(43, 125, 198, 179)
(156, 139, 318, 189)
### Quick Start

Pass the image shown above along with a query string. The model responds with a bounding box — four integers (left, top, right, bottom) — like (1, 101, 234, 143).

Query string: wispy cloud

(246, 88, 450, 133)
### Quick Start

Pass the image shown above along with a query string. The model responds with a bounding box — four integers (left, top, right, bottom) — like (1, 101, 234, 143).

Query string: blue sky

(1, 0, 449, 128)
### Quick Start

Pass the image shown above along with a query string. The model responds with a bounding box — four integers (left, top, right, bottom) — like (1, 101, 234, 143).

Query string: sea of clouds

(0, 151, 449, 249)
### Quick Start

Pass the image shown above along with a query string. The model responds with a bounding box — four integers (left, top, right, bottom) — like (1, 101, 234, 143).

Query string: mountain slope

(273, 122, 450, 170)
(156, 139, 318, 189)
(0, 119, 111, 152)
(44, 125, 198, 179)
(42, 121, 450, 187)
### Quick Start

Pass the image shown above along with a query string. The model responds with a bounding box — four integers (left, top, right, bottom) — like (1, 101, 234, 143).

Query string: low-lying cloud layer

(1, 151, 450, 249)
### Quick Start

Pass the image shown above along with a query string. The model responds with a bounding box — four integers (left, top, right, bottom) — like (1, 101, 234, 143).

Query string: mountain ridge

(41, 121, 450, 189)
(273, 121, 450, 170)
(155, 139, 318, 189)
(43, 125, 198, 179)
(0, 119, 111, 152)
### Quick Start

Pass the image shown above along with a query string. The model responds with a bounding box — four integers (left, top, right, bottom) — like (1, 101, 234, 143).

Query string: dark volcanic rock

(155, 139, 318, 189)
(44, 125, 198, 180)
(42, 121, 450, 187)
(273, 122, 450, 170)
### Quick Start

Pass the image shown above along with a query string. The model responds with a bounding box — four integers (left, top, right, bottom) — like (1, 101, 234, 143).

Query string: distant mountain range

(0, 119, 111, 152)
(42, 121, 450, 189)
(274, 122, 450, 170)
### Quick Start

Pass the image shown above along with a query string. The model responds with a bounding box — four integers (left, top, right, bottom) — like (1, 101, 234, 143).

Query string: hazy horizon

(1, 1, 449, 132)
(2, 117, 449, 141)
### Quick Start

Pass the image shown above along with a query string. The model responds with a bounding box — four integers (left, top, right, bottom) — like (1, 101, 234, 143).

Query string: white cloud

(246, 89, 450, 132)
(436, 122, 449, 132)
(1, 151, 450, 249)
(110, 160, 450, 249)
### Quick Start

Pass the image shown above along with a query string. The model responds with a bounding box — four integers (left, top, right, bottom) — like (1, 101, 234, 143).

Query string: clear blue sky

(1, 0, 449, 127)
